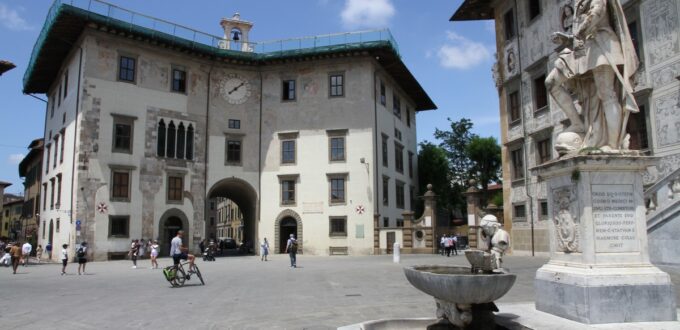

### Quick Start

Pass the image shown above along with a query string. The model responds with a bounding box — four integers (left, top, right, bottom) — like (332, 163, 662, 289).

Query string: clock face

(220, 74, 251, 104)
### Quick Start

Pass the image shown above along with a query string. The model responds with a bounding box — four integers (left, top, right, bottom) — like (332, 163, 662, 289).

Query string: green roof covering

(24, 0, 436, 110)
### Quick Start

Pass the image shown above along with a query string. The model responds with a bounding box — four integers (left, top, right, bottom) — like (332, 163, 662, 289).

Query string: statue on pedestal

(546, 0, 639, 155)
(479, 215, 509, 272)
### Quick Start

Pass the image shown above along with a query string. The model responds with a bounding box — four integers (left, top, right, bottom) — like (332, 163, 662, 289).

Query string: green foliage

(490, 190, 504, 207)
(434, 118, 477, 186)
(416, 142, 457, 216)
(465, 136, 502, 196)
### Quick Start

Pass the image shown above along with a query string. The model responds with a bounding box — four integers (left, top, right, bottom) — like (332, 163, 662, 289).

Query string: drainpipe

(258, 70, 264, 248)
(373, 69, 380, 220)
(204, 65, 213, 242)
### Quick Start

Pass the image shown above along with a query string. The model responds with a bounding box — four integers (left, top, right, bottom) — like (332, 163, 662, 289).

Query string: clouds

(0, 3, 32, 31)
(437, 31, 492, 70)
(7, 153, 24, 165)
(341, 0, 395, 29)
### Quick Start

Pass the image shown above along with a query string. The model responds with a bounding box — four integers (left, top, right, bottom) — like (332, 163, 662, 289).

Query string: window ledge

(329, 234, 347, 238)
(533, 106, 549, 117)
(329, 201, 347, 206)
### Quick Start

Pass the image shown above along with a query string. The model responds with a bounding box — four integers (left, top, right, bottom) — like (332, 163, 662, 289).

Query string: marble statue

(546, 0, 639, 154)
(479, 214, 509, 271)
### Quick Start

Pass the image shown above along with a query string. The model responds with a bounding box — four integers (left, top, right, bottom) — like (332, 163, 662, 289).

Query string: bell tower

(219, 13, 253, 52)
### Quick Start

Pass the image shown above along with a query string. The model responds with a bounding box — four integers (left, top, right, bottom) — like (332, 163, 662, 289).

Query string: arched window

(157, 119, 166, 157)
(167, 121, 176, 158)
(186, 124, 194, 160)
(177, 122, 185, 159)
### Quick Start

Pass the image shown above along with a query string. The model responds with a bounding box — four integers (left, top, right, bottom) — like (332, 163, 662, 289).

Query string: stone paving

(0, 253, 678, 329)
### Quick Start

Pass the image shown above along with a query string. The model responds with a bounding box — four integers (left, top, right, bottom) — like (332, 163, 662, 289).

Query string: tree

(416, 142, 457, 217)
(466, 136, 502, 202)
(433, 118, 478, 186)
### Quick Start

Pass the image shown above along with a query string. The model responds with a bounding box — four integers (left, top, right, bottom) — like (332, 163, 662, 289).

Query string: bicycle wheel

(192, 264, 205, 285)
(174, 266, 187, 287)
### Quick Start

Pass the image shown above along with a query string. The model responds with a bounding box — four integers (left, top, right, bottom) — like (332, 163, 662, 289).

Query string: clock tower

(219, 13, 253, 52)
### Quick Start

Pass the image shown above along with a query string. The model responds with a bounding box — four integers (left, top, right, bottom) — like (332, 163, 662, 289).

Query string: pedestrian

(440, 235, 446, 256)
(444, 235, 452, 257)
(260, 237, 269, 261)
(285, 234, 297, 268)
(199, 239, 206, 254)
(36, 244, 43, 263)
(22, 241, 32, 266)
(149, 240, 159, 269)
(451, 235, 458, 256)
(77, 242, 88, 275)
(138, 239, 146, 260)
(46, 242, 52, 260)
(129, 239, 139, 268)
(60, 244, 68, 275)
(10, 242, 22, 274)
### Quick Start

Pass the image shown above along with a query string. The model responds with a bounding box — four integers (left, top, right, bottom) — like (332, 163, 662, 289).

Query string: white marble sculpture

(546, 0, 639, 155)
(480, 214, 509, 271)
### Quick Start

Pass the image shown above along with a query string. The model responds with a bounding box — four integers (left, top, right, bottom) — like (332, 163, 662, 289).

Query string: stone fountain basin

(403, 265, 516, 304)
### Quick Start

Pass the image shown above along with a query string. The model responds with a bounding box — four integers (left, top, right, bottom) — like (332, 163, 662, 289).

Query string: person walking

(439, 235, 446, 256)
(149, 240, 159, 269)
(444, 235, 452, 257)
(60, 244, 68, 275)
(10, 242, 22, 274)
(21, 241, 32, 266)
(77, 242, 88, 275)
(285, 234, 297, 268)
(129, 239, 140, 269)
(451, 235, 458, 256)
(36, 244, 43, 263)
(260, 238, 269, 261)
(46, 242, 52, 260)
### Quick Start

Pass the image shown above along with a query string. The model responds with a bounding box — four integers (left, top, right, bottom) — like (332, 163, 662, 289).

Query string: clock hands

(228, 82, 245, 95)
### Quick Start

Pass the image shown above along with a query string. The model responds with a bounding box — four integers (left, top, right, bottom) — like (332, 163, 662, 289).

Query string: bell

(232, 31, 241, 41)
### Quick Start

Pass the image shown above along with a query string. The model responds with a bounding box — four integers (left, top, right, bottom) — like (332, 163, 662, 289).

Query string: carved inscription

(654, 91, 680, 147)
(592, 185, 639, 253)
(643, 0, 680, 66)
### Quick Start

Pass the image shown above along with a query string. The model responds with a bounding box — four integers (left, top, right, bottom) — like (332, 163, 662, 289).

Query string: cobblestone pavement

(0, 253, 677, 329)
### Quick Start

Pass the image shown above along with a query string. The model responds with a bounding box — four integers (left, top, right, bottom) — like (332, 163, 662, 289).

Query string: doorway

(279, 217, 297, 253)
(386, 232, 396, 254)
(158, 210, 188, 256)
(207, 178, 258, 256)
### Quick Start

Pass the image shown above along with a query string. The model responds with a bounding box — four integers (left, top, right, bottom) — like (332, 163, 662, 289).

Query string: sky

(0, 0, 498, 195)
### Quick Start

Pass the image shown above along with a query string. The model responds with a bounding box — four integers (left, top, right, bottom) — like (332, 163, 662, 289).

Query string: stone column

(532, 155, 676, 324)
(373, 213, 380, 255)
(465, 181, 481, 249)
(402, 211, 413, 254)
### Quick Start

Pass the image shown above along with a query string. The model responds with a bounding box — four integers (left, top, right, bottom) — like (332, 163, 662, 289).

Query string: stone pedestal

(531, 155, 677, 324)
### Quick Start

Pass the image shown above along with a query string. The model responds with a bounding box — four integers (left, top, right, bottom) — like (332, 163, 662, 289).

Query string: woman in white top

(60, 244, 68, 275)
(260, 238, 269, 261)
(149, 240, 160, 269)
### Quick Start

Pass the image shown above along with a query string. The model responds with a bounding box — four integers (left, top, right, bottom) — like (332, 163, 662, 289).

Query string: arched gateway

(158, 208, 189, 257)
(207, 178, 258, 254)
(275, 209, 303, 254)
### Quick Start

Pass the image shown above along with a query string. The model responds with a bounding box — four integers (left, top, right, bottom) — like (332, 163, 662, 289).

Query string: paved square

(1, 254, 678, 329)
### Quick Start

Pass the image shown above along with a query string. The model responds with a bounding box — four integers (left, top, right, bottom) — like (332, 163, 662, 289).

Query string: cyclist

(170, 230, 195, 269)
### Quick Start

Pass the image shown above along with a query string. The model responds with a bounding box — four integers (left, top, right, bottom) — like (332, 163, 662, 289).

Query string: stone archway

(207, 177, 258, 255)
(275, 209, 303, 254)
(158, 208, 190, 256)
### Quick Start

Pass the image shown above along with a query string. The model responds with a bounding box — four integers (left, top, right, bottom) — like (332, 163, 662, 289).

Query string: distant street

(1, 254, 678, 329)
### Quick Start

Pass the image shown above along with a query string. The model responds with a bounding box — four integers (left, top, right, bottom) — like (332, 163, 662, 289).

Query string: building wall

(491, 0, 680, 254)
(37, 25, 423, 259)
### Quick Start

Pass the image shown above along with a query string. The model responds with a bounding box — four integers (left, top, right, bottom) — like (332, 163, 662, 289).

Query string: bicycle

(162, 261, 204, 287)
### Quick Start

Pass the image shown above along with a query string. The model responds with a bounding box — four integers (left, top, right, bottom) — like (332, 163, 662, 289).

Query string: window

(627, 104, 649, 150)
(228, 119, 241, 129)
(408, 151, 414, 178)
(45, 145, 50, 174)
(109, 215, 130, 237)
(533, 74, 548, 111)
(513, 204, 527, 220)
(327, 129, 348, 162)
(406, 109, 411, 127)
(396, 218, 404, 227)
(410, 186, 415, 211)
(42, 221, 45, 239)
(56, 218, 60, 233)
(63, 70, 69, 99)
(396, 181, 405, 209)
(382, 176, 389, 206)
(539, 200, 549, 220)
(56, 174, 62, 208)
(171, 68, 186, 93)
(60, 129, 65, 163)
(111, 170, 131, 201)
(53, 136, 59, 167)
(282, 80, 296, 101)
(112, 115, 134, 153)
(50, 178, 55, 209)
(281, 140, 296, 164)
(226, 140, 242, 164)
(380, 81, 386, 105)
(394, 128, 402, 141)
(280, 178, 296, 205)
(42, 183, 47, 211)
(329, 217, 347, 237)
(58, 85, 62, 107)
(157, 119, 194, 160)
(328, 173, 348, 204)
(119, 56, 136, 82)
(393, 95, 401, 118)
(50, 94, 55, 118)
(167, 175, 183, 202)
(394, 143, 404, 173)
(528, 0, 541, 20)
(383, 217, 389, 227)
(382, 134, 389, 167)
(511, 146, 525, 181)
(509, 91, 520, 124)
(536, 137, 552, 165)
(329, 73, 344, 97)
(504, 9, 516, 40)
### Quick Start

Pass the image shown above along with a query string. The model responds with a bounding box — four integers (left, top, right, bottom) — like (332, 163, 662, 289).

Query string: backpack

(289, 240, 298, 253)
(77, 247, 85, 258)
